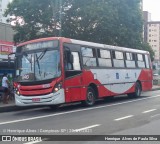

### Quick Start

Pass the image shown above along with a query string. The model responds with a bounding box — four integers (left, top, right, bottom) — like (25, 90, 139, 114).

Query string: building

(0, 0, 12, 23)
(143, 11, 151, 22)
(143, 11, 151, 43)
(0, 22, 14, 42)
(147, 21, 160, 63)
(0, 0, 17, 80)
(0, 22, 15, 68)
(143, 11, 160, 71)
(0, 22, 15, 81)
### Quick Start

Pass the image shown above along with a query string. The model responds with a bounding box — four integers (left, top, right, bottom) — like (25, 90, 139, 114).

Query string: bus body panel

(64, 74, 83, 102)
(15, 89, 65, 106)
(14, 37, 153, 106)
(90, 69, 141, 94)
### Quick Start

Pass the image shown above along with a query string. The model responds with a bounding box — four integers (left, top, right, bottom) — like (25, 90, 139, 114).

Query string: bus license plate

(32, 98, 40, 102)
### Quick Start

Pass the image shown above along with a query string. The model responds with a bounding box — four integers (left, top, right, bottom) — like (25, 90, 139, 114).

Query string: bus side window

(65, 51, 82, 78)
(81, 47, 97, 67)
(145, 54, 150, 69)
(71, 52, 81, 70)
(125, 52, 136, 68)
(98, 49, 112, 67)
(137, 54, 145, 68)
(64, 48, 73, 70)
(113, 51, 125, 68)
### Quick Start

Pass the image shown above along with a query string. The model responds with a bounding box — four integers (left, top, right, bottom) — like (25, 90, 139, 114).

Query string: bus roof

(17, 37, 150, 55)
(70, 39, 150, 54)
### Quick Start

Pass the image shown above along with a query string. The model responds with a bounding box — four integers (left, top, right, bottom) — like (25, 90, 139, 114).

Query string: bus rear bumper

(15, 89, 65, 106)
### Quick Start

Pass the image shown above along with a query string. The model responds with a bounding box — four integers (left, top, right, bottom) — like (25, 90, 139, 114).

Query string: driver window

(72, 52, 81, 70)
(65, 51, 82, 78)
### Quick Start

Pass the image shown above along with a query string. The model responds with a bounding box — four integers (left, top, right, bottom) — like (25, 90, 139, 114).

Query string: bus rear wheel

(128, 82, 141, 98)
(82, 87, 96, 106)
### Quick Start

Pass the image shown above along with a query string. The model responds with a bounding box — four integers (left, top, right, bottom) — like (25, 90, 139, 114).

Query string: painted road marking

(72, 124, 100, 132)
(142, 109, 157, 114)
(151, 114, 160, 118)
(0, 95, 160, 125)
(114, 115, 134, 121)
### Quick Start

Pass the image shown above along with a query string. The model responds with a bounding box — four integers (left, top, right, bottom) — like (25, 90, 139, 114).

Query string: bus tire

(128, 82, 141, 98)
(82, 87, 96, 106)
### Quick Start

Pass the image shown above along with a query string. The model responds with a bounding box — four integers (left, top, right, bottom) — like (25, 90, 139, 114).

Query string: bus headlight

(53, 83, 62, 93)
(16, 91, 20, 95)
(15, 88, 20, 96)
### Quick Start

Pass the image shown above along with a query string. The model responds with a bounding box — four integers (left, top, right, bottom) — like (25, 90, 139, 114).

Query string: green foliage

(5, 0, 60, 43)
(5, 0, 154, 60)
(141, 42, 155, 61)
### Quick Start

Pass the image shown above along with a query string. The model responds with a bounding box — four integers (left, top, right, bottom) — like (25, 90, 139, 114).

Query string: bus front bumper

(15, 89, 65, 106)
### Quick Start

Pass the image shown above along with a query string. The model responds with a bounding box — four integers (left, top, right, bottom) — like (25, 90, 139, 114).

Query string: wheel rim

(87, 91, 94, 105)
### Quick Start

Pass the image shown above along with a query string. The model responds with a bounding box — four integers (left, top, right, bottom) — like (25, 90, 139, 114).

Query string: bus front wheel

(82, 87, 96, 106)
(128, 82, 141, 98)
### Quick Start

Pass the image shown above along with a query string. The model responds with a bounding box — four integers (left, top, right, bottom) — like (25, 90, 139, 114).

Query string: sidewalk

(0, 85, 160, 113)
(0, 100, 42, 113)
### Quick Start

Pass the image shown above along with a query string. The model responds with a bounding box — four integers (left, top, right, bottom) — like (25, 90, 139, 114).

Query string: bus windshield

(15, 49, 61, 82)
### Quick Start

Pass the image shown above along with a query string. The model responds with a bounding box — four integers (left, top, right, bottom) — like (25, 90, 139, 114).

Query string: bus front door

(64, 51, 83, 103)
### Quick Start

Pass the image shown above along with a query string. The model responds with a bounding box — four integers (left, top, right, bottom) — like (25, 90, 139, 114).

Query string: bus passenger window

(125, 52, 136, 68)
(137, 54, 145, 68)
(113, 51, 125, 68)
(98, 49, 112, 67)
(81, 47, 97, 67)
(145, 54, 150, 69)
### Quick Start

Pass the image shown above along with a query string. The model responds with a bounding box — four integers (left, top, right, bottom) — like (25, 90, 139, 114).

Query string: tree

(4, 0, 154, 60)
(5, 0, 61, 43)
(141, 42, 155, 61)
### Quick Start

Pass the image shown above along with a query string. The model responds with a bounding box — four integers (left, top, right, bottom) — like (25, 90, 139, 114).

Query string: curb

(150, 87, 160, 91)
(0, 104, 18, 113)
(1, 88, 160, 113)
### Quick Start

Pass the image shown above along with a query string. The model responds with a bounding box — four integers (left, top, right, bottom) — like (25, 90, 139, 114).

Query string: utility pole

(59, 0, 62, 37)
(51, 0, 62, 37)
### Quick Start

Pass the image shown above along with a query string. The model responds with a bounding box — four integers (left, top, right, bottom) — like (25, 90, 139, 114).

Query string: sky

(143, 0, 160, 21)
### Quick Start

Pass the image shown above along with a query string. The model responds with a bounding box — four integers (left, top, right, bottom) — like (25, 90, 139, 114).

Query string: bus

(13, 37, 152, 107)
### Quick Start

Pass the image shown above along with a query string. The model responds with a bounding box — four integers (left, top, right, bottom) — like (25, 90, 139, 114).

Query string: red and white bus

(13, 37, 152, 107)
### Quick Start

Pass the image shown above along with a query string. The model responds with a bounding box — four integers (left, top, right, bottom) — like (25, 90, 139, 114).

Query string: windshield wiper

(23, 52, 32, 63)
(38, 48, 48, 60)
(23, 52, 33, 71)
(36, 54, 41, 76)
(35, 49, 48, 77)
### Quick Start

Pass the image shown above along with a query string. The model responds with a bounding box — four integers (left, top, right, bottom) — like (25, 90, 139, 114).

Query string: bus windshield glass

(15, 41, 61, 82)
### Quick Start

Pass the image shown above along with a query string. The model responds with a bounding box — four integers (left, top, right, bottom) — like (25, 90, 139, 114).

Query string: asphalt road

(0, 90, 160, 144)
